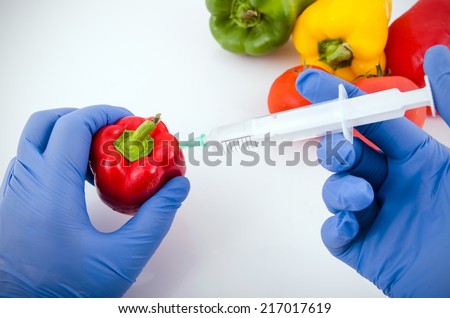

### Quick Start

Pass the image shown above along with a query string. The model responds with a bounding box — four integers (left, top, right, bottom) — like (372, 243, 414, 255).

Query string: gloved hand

(296, 45, 450, 297)
(0, 106, 190, 297)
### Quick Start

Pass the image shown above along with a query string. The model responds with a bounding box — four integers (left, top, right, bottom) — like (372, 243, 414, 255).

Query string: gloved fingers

(424, 45, 450, 124)
(296, 69, 431, 160)
(322, 174, 374, 213)
(322, 173, 379, 232)
(0, 158, 16, 200)
(110, 176, 190, 270)
(321, 211, 359, 264)
(17, 108, 77, 163)
(318, 132, 388, 191)
(43, 105, 133, 180)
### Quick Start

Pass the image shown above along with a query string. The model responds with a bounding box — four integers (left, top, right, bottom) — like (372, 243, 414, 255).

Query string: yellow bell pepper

(292, 0, 392, 82)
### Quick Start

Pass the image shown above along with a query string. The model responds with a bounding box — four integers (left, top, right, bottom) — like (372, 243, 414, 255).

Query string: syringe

(180, 76, 435, 149)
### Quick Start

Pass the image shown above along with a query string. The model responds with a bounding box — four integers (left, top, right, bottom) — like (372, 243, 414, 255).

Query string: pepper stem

(127, 114, 160, 143)
(230, 0, 261, 29)
(114, 114, 161, 162)
(241, 9, 258, 20)
(318, 38, 353, 70)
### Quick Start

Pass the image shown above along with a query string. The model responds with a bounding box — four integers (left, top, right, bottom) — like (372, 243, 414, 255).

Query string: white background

(0, 0, 448, 297)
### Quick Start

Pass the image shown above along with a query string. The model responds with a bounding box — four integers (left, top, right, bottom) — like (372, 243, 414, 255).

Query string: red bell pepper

(89, 114, 186, 215)
(267, 65, 320, 114)
(385, 0, 450, 88)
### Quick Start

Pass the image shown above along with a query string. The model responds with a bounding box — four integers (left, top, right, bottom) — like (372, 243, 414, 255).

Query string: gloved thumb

(424, 45, 450, 125)
(296, 69, 365, 103)
(106, 176, 190, 278)
(321, 211, 359, 267)
(120, 176, 190, 242)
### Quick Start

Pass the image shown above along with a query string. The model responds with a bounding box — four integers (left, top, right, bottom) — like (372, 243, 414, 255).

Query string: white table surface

(1, 0, 448, 297)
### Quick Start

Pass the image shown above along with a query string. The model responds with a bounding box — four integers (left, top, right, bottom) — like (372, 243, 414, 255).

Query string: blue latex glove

(0, 106, 190, 297)
(296, 45, 450, 297)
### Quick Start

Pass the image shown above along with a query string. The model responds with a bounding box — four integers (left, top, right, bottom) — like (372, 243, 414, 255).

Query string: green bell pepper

(205, 0, 316, 56)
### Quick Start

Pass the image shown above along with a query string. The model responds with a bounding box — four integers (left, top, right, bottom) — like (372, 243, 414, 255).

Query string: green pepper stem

(231, 0, 260, 29)
(318, 39, 353, 70)
(128, 114, 160, 143)
(241, 9, 258, 20)
(114, 114, 160, 162)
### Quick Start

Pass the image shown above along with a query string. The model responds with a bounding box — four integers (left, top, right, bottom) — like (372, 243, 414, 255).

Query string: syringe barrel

(205, 119, 254, 143)
(252, 85, 433, 142)
(206, 77, 434, 144)
(251, 101, 344, 141)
